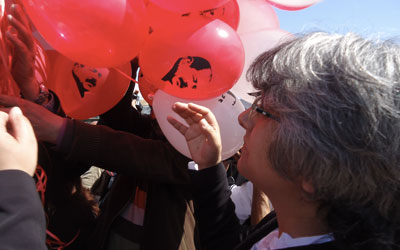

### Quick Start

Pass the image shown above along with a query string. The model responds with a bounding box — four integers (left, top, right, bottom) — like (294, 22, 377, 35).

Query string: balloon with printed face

(45, 51, 131, 119)
(265, 0, 320, 11)
(139, 19, 244, 100)
(21, 0, 148, 67)
(146, 0, 239, 32)
(153, 89, 245, 160)
(237, 0, 279, 35)
(148, 0, 230, 13)
(231, 29, 293, 104)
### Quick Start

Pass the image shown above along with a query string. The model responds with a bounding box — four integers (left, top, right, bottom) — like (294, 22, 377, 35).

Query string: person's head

(239, 32, 400, 247)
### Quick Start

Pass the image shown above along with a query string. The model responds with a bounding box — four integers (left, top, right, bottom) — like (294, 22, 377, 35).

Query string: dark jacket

(0, 170, 47, 250)
(189, 163, 340, 250)
(57, 80, 200, 250)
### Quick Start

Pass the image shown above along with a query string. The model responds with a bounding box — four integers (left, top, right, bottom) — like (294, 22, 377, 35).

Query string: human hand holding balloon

(6, 4, 40, 102)
(0, 94, 64, 143)
(153, 89, 245, 161)
(168, 102, 222, 170)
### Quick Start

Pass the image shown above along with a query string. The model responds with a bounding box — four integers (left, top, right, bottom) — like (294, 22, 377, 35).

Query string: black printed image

(218, 90, 237, 106)
(162, 56, 212, 89)
(72, 63, 102, 98)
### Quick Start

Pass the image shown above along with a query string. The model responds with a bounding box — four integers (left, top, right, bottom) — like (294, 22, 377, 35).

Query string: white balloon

(231, 28, 293, 103)
(153, 89, 245, 160)
(237, 0, 280, 35)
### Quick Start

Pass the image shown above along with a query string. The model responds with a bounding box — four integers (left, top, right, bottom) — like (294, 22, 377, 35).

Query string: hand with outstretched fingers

(6, 4, 40, 102)
(0, 107, 37, 176)
(0, 95, 64, 144)
(167, 102, 222, 170)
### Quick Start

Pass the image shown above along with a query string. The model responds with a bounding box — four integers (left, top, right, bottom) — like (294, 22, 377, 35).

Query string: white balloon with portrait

(153, 89, 245, 160)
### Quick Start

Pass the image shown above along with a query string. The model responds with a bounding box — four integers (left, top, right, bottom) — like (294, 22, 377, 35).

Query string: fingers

(0, 94, 23, 108)
(8, 107, 36, 144)
(197, 117, 220, 144)
(0, 111, 9, 134)
(170, 102, 220, 143)
(187, 103, 219, 130)
(8, 4, 34, 51)
(172, 102, 219, 131)
(6, 17, 34, 58)
(5, 28, 30, 55)
(171, 102, 205, 125)
(167, 116, 188, 136)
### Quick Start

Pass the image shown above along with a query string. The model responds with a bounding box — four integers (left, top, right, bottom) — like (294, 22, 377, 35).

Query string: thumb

(8, 106, 36, 144)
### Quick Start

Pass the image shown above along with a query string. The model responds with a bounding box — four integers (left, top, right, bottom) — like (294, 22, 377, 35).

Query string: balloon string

(35, 164, 47, 206)
(46, 229, 80, 250)
(35, 165, 80, 249)
(113, 66, 139, 84)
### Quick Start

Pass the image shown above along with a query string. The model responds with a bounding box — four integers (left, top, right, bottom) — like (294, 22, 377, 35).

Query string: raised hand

(0, 95, 64, 143)
(6, 4, 40, 102)
(0, 107, 37, 176)
(167, 102, 222, 170)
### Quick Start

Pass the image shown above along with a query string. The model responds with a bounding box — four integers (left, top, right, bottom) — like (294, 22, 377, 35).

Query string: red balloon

(265, 0, 320, 11)
(148, 0, 230, 13)
(146, 0, 239, 32)
(45, 51, 131, 119)
(139, 19, 244, 100)
(206, 0, 239, 30)
(21, 0, 148, 68)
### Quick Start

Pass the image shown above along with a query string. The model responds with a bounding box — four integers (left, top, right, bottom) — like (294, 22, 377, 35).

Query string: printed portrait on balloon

(162, 56, 212, 89)
(71, 63, 108, 98)
(44, 51, 131, 120)
(139, 19, 244, 100)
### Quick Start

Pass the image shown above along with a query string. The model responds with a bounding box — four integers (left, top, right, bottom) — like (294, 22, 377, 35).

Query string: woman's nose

(238, 109, 252, 130)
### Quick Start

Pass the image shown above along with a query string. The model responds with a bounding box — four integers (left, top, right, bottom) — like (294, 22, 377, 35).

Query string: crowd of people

(1, 3, 400, 250)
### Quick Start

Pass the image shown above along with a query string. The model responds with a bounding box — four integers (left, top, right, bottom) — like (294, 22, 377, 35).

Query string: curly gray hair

(248, 32, 400, 222)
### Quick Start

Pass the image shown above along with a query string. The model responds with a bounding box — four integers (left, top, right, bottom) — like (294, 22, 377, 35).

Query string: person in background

(0, 107, 47, 250)
(168, 32, 400, 250)
(132, 89, 143, 112)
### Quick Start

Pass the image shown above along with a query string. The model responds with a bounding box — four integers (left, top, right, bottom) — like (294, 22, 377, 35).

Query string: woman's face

(237, 95, 290, 193)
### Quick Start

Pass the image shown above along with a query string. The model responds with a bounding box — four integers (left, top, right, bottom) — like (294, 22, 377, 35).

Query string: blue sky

(275, 0, 400, 39)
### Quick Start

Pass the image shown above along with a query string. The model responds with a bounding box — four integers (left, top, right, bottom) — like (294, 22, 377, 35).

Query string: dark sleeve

(97, 60, 146, 136)
(97, 82, 147, 135)
(190, 163, 241, 250)
(59, 119, 191, 184)
(0, 170, 47, 250)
